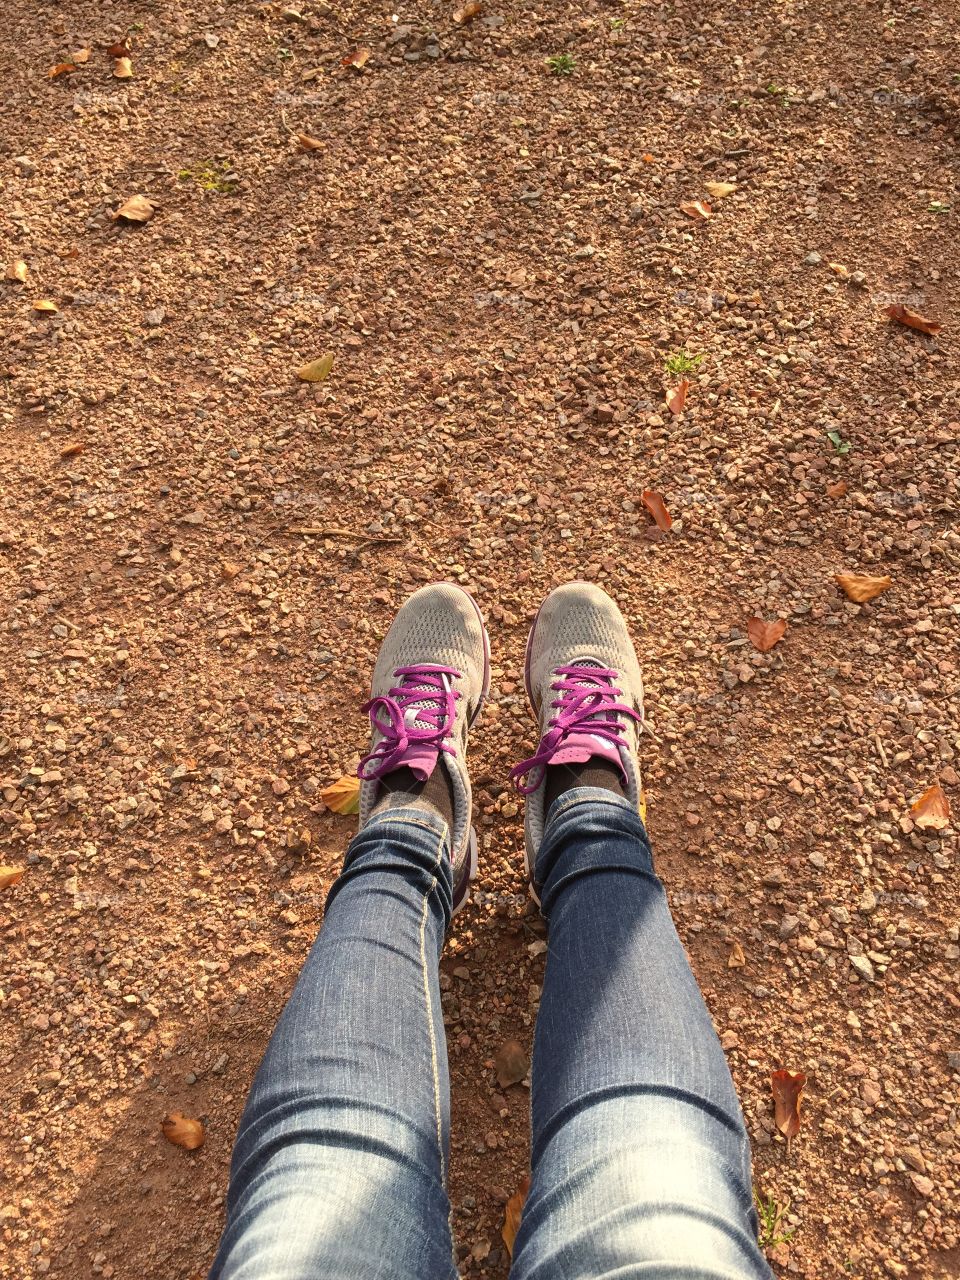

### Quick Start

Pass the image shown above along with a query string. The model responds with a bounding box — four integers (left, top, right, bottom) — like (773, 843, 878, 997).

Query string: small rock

(850, 954, 875, 983)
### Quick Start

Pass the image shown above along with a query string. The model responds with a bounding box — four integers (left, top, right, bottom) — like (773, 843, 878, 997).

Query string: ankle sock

(371, 763, 455, 830)
(544, 758, 625, 813)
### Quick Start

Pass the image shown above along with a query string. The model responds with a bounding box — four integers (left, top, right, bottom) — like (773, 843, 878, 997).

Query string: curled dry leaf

(319, 773, 361, 815)
(60, 442, 85, 459)
(502, 1175, 530, 1259)
(297, 352, 335, 382)
(665, 379, 690, 416)
(826, 479, 848, 499)
(771, 1070, 806, 1139)
(342, 46, 371, 69)
(747, 617, 787, 653)
(161, 1112, 205, 1151)
(641, 490, 672, 531)
(113, 56, 134, 78)
(296, 132, 324, 151)
(911, 783, 951, 832)
(6, 260, 29, 283)
(0, 865, 25, 889)
(704, 181, 737, 200)
(679, 200, 712, 219)
(105, 42, 131, 58)
(836, 572, 891, 603)
(728, 941, 746, 969)
(494, 1038, 529, 1088)
(72, 47, 92, 64)
(454, 1, 483, 21)
(33, 299, 58, 313)
(828, 262, 851, 280)
(48, 62, 78, 79)
(884, 303, 941, 336)
(113, 194, 156, 223)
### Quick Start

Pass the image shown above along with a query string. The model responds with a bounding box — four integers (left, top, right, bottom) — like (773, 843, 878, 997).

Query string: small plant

(277, 45, 293, 60)
(929, 200, 950, 214)
(664, 350, 703, 377)
(610, 17, 626, 29)
(755, 1191, 795, 1249)
(178, 160, 238, 194)
(766, 82, 790, 104)
(827, 429, 852, 455)
(546, 53, 576, 76)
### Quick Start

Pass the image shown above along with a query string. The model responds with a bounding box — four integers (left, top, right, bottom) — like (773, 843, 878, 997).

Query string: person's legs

(209, 583, 489, 1279)
(510, 583, 771, 1279)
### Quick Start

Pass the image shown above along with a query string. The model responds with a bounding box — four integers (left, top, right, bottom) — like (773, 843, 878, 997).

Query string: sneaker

(357, 583, 490, 912)
(511, 582, 645, 895)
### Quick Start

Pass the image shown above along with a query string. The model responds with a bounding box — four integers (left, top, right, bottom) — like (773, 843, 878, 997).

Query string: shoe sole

(450, 585, 490, 916)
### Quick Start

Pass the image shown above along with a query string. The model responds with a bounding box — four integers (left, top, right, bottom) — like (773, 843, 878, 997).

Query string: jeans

(209, 789, 773, 1279)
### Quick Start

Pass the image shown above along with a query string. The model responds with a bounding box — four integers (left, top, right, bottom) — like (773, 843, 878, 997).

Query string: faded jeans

(209, 789, 773, 1279)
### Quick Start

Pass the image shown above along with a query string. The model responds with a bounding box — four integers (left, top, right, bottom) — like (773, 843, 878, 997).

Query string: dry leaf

(728, 941, 746, 968)
(747, 617, 787, 653)
(48, 62, 78, 78)
(884, 303, 941, 336)
(320, 773, 361, 814)
(60, 442, 85, 459)
(826, 479, 848, 498)
(641, 490, 672, 531)
(454, 1, 483, 21)
(105, 41, 130, 58)
(0, 865, 25, 889)
(342, 46, 371, 68)
(494, 1038, 529, 1088)
(113, 194, 156, 223)
(704, 181, 737, 200)
(33, 299, 58, 313)
(502, 1175, 530, 1258)
(297, 352, 335, 382)
(771, 1070, 806, 1139)
(161, 1112, 205, 1151)
(828, 262, 851, 280)
(296, 132, 324, 151)
(911, 783, 951, 832)
(6, 260, 28, 283)
(665, 379, 690, 415)
(679, 200, 712, 219)
(836, 572, 892, 603)
(72, 47, 92, 64)
(113, 56, 134, 78)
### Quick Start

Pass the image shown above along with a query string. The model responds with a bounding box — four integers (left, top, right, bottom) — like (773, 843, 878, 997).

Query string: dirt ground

(1, 0, 958, 1276)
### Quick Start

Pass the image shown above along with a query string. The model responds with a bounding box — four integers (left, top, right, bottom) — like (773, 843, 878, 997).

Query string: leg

(209, 809, 458, 1280)
(511, 790, 772, 1279)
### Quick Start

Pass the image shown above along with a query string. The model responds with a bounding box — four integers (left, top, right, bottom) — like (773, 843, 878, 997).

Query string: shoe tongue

(401, 742, 441, 782)
(551, 733, 625, 778)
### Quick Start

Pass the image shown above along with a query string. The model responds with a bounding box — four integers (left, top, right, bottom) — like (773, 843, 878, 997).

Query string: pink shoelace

(358, 664, 462, 780)
(510, 664, 641, 795)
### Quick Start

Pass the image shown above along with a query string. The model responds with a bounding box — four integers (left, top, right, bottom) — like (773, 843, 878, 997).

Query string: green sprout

(178, 160, 238, 194)
(755, 1191, 795, 1249)
(546, 53, 576, 76)
(663, 350, 704, 377)
(827, 429, 852, 455)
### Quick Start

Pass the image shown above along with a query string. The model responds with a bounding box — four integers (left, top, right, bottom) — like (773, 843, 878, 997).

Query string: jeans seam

(418, 831, 446, 1186)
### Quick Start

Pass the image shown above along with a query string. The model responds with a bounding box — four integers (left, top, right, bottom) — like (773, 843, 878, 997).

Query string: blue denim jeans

(209, 789, 773, 1279)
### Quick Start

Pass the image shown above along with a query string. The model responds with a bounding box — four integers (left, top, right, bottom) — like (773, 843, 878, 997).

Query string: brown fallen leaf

(5, 260, 28, 283)
(0, 865, 25, 889)
(747, 617, 787, 653)
(771, 1070, 806, 1139)
(221, 560, 244, 580)
(679, 200, 712, 219)
(296, 132, 324, 151)
(884, 303, 942, 336)
(48, 62, 79, 78)
(72, 47, 92, 64)
(826, 479, 848, 499)
(502, 1174, 530, 1259)
(453, 1, 483, 21)
(342, 46, 371, 69)
(704, 181, 737, 200)
(60, 442, 85, 459)
(113, 194, 156, 223)
(32, 299, 58, 313)
(113, 56, 134, 78)
(665, 379, 690, 416)
(320, 773, 361, 815)
(641, 490, 672, 531)
(105, 41, 131, 58)
(836, 572, 892, 603)
(161, 1112, 205, 1151)
(728, 941, 746, 968)
(828, 261, 851, 280)
(494, 1038, 529, 1088)
(911, 783, 951, 832)
(297, 352, 335, 382)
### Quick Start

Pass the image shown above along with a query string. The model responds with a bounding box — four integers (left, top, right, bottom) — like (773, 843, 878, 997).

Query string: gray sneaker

(358, 583, 490, 912)
(511, 582, 645, 894)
